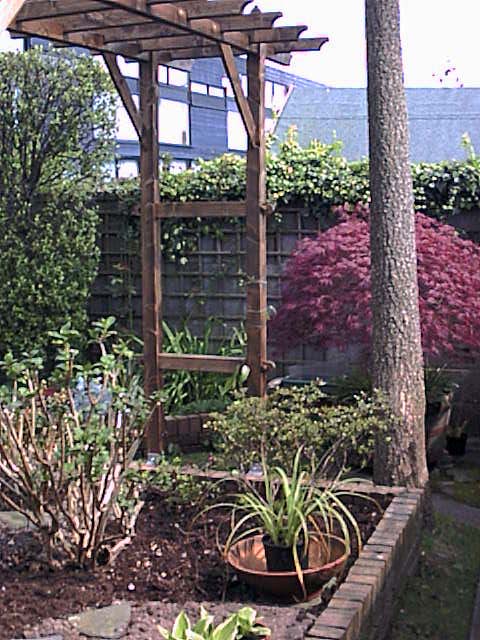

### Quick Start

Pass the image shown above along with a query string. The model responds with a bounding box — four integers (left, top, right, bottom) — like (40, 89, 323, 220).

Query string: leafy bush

(207, 383, 385, 473)
(162, 319, 248, 415)
(333, 367, 456, 406)
(0, 318, 151, 569)
(159, 606, 270, 640)
(270, 206, 480, 360)
(0, 48, 116, 358)
(131, 454, 215, 507)
(101, 128, 480, 266)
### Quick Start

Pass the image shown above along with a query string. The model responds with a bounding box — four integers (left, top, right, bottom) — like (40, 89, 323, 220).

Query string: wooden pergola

(2, 0, 328, 452)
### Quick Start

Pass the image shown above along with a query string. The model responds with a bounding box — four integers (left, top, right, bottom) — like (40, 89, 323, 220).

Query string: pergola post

(245, 44, 267, 397)
(139, 52, 164, 453)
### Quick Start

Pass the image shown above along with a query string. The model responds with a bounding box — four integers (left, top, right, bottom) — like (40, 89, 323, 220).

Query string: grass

(453, 482, 480, 509)
(389, 513, 480, 640)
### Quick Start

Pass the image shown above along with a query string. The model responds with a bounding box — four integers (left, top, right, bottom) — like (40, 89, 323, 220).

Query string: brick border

(136, 462, 425, 640)
(164, 413, 211, 450)
(306, 489, 425, 640)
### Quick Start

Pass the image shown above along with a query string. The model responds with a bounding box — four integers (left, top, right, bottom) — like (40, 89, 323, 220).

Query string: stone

(13, 637, 63, 640)
(69, 603, 131, 639)
(0, 511, 30, 530)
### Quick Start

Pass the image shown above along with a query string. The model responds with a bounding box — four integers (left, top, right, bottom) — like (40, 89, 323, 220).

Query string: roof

(275, 86, 480, 163)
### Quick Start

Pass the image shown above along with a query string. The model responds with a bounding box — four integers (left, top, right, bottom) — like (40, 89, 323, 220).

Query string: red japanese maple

(270, 206, 480, 360)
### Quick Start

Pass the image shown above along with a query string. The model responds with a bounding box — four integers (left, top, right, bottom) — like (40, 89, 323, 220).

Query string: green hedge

(101, 129, 480, 260)
(0, 49, 116, 359)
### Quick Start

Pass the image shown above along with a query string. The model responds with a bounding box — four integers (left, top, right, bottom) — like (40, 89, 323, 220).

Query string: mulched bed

(0, 487, 391, 640)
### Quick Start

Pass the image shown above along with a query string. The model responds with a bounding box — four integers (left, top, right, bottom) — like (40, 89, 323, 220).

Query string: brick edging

(164, 413, 211, 450)
(306, 489, 425, 640)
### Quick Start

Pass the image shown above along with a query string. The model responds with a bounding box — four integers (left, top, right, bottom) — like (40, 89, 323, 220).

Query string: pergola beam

(66, 11, 282, 40)
(0, 0, 28, 30)
(158, 354, 244, 374)
(103, 53, 141, 136)
(220, 42, 256, 145)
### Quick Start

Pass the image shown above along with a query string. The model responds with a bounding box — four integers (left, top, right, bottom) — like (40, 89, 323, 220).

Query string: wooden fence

(89, 199, 480, 384)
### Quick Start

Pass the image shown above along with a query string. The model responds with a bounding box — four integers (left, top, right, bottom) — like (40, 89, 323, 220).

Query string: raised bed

(305, 488, 425, 640)
(0, 475, 424, 640)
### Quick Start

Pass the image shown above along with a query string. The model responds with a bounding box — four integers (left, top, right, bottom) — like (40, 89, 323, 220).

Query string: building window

(191, 81, 208, 95)
(0, 32, 25, 52)
(222, 77, 234, 98)
(169, 160, 188, 174)
(159, 99, 190, 145)
(116, 56, 139, 79)
(272, 82, 289, 111)
(227, 110, 248, 151)
(168, 68, 189, 87)
(116, 95, 140, 141)
(266, 117, 276, 134)
(209, 85, 225, 98)
(265, 81, 290, 110)
(158, 65, 189, 87)
(117, 159, 139, 178)
(158, 65, 168, 84)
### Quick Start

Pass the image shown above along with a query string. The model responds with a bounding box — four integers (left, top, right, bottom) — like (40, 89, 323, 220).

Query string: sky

(255, 0, 480, 87)
(1, 0, 479, 88)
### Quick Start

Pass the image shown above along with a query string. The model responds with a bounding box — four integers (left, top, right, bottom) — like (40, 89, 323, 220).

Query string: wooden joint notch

(103, 52, 141, 137)
(260, 202, 275, 215)
(158, 353, 245, 374)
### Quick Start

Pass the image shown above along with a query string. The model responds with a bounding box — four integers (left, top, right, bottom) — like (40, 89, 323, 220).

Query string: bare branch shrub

(0, 318, 152, 569)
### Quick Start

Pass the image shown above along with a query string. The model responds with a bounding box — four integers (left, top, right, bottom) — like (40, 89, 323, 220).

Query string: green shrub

(0, 318, 151, 569)
(161, 319, 248, 415)
(207, 383, 385, 473)
(0, 48, 116, 359)
(159, 606, 270, 640)
(333, 367, 456, 406)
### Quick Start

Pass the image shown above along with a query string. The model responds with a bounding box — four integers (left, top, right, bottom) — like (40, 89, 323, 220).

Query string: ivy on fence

(100, 128, 480, 261)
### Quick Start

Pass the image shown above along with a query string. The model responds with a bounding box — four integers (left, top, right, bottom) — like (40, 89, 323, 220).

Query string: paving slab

(0, 511, 31, 530)
(69, 603, 131, 639)
(432, 493, 480, 529)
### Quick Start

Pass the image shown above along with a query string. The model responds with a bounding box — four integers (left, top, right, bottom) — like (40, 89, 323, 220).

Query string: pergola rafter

(2, 0, 328, 452)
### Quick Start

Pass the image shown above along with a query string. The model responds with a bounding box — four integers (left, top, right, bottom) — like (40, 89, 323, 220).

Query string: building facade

(2, 34, 478, 169)
(108, 56, 324, 178)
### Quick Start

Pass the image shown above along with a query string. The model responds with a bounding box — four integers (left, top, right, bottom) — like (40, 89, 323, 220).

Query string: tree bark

(366, 0, 428, 487)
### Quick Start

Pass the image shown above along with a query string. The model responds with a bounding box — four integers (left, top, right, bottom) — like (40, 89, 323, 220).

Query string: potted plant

(203, 448, 370, 599)
(446, 421, 469, 456)
(327, 366, 456, 466)
(158, 606, 270, 640)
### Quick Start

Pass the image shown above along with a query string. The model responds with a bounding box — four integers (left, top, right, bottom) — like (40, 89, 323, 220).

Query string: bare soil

(0, 488, 390, 640)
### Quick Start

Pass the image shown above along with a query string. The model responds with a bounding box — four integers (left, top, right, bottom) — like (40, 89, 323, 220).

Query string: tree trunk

(366, 0, 428, 488)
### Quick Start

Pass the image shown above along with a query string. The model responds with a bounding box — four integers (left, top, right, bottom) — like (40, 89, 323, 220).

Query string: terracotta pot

(426, 393, 453, 467)
(227, 534, 349, 601)
(446, 433, 468, 456)
(262, 535, 308, 572)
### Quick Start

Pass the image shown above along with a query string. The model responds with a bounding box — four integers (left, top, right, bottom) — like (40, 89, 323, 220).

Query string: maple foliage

(270, 205, 480, 360)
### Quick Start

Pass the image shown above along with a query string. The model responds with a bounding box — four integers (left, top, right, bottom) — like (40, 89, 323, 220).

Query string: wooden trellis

(2, 0, 328, 452)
